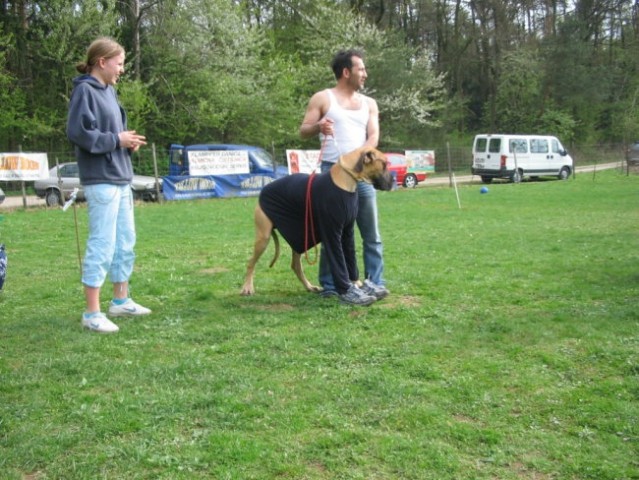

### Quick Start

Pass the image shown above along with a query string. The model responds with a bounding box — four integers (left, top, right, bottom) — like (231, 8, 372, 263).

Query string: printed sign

(0, 152, 49, 181)
(162, 173, 277, 200)
(187, 150, 250, 176)
(405, 150, 435, 172)
(286, 150, 321, 174)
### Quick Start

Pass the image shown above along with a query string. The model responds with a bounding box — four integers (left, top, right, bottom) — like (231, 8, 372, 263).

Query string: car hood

(132, 174, 162, 183)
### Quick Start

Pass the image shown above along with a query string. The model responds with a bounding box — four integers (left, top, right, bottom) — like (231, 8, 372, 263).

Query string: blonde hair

(76, 37, 124, 74)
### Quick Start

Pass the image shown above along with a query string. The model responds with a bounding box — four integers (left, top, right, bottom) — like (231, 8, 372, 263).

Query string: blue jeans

(318, 161, 385, 291)
(82, 184, 136, 288)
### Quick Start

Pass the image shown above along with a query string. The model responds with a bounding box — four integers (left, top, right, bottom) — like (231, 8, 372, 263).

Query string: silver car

(34, 162, 162, 207)
(628, 141, 639, 164)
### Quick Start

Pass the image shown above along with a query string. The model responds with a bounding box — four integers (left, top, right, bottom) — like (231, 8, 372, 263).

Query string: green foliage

(0, 0, 122, 150)
(0, 40, 28, 146)
(286, 2, 448, 150)
(605, 33, 639, 143)
(117, 80, 154, 133)
(616, 86, 639, 143)
(539, 109, 577, 143)
(0, 171, 638, 478)
(487, 45, 579, 140)
(0, 34, 56, 149)
(0, 0, 638, 152)
(140, 0, 301, 148)
(375, 51, 448, 148)
(489, 49, 543, 134)
(541, 16, 613, 143)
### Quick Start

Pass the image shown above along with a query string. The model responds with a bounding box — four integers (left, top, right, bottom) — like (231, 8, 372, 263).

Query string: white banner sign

(405, 150, 436, 172)
(286, 150, 321, 174)
(187, 150, 250, 176)
(0, 152, 49, 181)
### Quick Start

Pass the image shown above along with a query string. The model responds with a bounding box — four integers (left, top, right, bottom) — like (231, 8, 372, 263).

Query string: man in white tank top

(300, 49, 389, 300)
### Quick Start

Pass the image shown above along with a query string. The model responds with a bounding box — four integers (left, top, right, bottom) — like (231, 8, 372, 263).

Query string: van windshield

(252, 148, 276, 171)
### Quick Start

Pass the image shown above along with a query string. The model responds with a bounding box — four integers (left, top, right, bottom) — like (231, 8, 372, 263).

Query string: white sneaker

(108, 298, 151, 317)
(82, 312, 119, 334)
(339, 284, 377, 306)
(361, 279, 390, 300)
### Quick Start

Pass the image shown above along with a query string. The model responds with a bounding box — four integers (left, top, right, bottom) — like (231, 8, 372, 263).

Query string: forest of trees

(1, 0, 638, 159)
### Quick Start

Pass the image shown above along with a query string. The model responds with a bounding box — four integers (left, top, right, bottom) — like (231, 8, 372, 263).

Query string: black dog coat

(259, 172, 359, 294)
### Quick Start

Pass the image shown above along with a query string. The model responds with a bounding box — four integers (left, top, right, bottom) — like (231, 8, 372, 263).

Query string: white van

(471, 134, 573, 183)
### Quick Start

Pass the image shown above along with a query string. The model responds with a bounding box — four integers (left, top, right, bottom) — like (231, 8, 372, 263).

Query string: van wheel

(403, 174, 418, 188)
(511, 170, 523, 183)
(480, 176, 493, 184)
(558, 167, 571, 180)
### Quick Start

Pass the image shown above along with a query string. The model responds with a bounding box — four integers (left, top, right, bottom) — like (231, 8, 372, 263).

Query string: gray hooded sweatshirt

(66, 74, 133, 186)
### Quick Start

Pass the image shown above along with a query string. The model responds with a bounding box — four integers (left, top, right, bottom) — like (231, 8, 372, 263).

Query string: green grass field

(1, 170, 637, 479)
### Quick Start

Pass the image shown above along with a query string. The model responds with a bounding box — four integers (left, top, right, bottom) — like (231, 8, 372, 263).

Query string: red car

(384, 153, 428, 188)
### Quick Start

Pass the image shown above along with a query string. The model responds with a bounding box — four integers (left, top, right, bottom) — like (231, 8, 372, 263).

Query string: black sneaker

(339, 284, 376, 306)
(361, 279, 390, 300)
(319, 289, 339, 298)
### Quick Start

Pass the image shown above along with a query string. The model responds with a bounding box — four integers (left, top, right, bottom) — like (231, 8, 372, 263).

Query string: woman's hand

(119, 130, 147, 151)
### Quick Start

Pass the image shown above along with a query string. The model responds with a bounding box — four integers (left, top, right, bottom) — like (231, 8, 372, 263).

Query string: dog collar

(337, 159, 371, 184)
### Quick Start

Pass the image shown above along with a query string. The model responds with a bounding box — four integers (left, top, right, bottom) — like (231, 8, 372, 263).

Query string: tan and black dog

(240, 146, 394, 296)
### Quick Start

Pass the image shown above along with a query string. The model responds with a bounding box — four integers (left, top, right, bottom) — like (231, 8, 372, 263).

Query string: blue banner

(162, 174, 279, 200)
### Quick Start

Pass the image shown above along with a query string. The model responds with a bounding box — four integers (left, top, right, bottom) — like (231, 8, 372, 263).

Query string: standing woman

(67, 37, 150, 333)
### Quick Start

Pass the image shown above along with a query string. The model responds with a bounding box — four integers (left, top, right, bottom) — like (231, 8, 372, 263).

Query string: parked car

(627, 141, 639, 164)
(384, 153, 428, 188)
(0, 185, 5, 204)
(34, 162, 162, 207)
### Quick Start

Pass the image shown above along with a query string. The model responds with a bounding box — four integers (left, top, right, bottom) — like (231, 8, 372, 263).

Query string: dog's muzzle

(371, 170, 395, 192)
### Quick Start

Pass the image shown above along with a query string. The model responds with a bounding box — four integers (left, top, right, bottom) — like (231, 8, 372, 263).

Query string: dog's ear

(355, 147, 382, 172)
(366, 149, 378, 163)
(354, 152, 367, 173)
(354, 147, 374, 172)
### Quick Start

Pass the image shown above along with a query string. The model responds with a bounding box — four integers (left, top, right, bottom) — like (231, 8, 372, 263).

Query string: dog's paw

(240, 285, 255, 296)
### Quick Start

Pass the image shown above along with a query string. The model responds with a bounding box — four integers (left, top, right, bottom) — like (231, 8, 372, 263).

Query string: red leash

(303, 135, 330, 264)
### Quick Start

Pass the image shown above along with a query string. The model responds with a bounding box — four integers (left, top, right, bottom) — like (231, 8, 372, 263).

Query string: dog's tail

(268, 230, 280, 268)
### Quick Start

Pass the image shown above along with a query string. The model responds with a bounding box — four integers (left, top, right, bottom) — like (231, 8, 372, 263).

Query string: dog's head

(353, 147, 395, 191)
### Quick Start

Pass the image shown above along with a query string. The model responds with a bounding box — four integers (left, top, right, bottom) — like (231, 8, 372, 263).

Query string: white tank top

(319, 89, 370, 163)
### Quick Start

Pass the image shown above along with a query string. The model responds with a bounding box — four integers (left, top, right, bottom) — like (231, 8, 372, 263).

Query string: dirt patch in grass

(508, 461, 553, 480)
(453, 413, 479, 424)
(200, 266, 230, 275)
(261, 303, 296, 312)
(377, 294, 422, 308)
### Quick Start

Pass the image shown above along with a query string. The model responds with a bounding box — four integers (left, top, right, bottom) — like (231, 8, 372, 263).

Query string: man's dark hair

(331, 49, 364, 80)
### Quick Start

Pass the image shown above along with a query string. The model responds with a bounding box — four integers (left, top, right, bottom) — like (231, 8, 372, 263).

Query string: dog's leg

(240, 205, 273, 296)
(291, 251, 321, 293)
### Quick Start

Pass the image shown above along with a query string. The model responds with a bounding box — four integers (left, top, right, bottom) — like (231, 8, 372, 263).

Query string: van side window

(488, 139, 501, 153)
(551, 139, 561, 153)
(509, 139, 528, 153)
(475, 138, 488, 152)
(530, 138, 549, 154)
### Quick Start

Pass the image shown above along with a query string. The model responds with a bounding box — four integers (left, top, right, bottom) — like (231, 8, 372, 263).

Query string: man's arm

(300, 90, 333, 139)
(364, 97, 380, 148)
